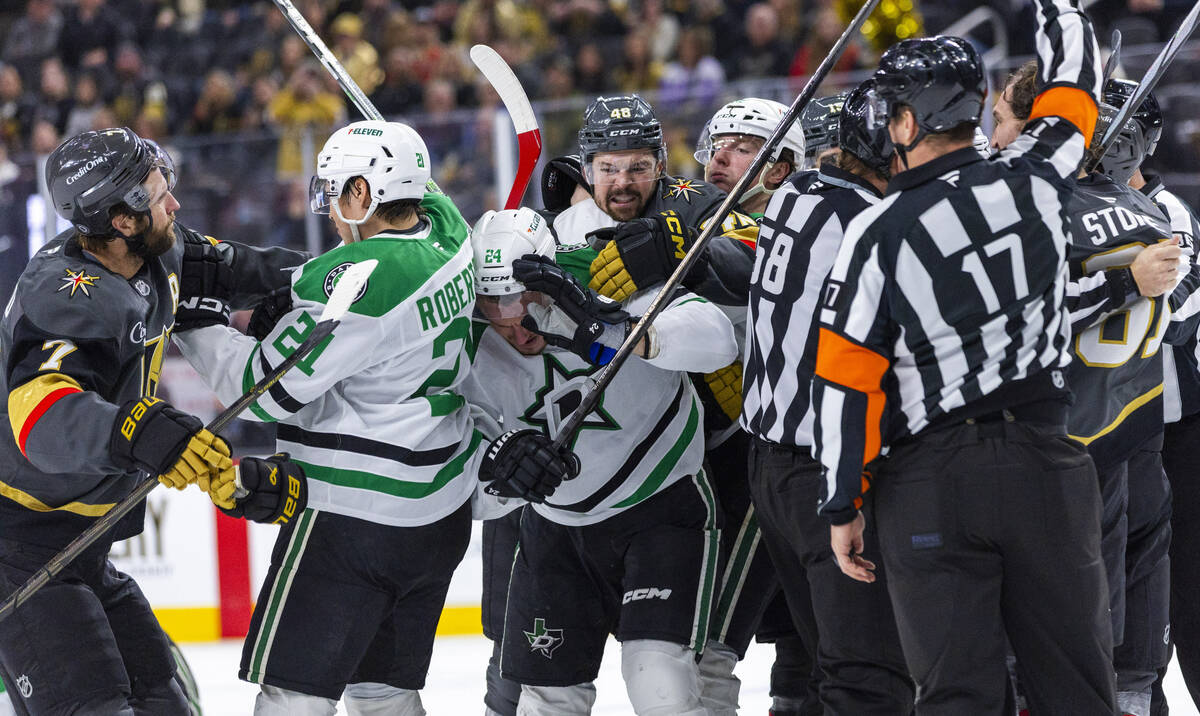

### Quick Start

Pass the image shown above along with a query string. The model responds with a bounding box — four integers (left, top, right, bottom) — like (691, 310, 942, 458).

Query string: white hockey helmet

(694, 98, 805, 166)
(472, 207, 556, 304)
(309, 120, 430, 235)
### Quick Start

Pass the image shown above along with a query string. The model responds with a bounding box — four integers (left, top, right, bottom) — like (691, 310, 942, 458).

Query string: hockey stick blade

(1103, 29, 1122, 82)
(269, 0, 443, 196)
(0, 260, 377, 625)
(470, 44, 543, 210)
(1089, 0, 1200, 170)
(545, 0, 881, 458)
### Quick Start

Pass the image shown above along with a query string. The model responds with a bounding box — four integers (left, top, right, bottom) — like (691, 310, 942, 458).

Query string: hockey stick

(549, 0, 881, 452)
(470, 45, 543, 210)
(266, 0, 445, 195)
(0, 260, 378, 625)
(1103, 29, 1122, 82)
(1088, 0, 1200, 171)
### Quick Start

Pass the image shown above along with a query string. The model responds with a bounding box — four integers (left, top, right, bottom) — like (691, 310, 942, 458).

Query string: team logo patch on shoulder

(323, 262, 370, 302)
(133, 279, 150, 296)
(58, 268, 99, 298)
(664, 178, 702, 202)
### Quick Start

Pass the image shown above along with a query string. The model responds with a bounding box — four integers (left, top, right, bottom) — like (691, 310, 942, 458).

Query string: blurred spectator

(30, 117, 60, 155)
(614, 29, 664, 93)
(57, 0, 130, 71)
(726, 3, 791, 79)
(574, 43, 611, 96)
(268, 63, 344, 177)
(791, 5, 864, 78)
(189, 69, 245, 135)
(63, 71, 107, 139)
(635, 0, 680, 63)
(0, 63, 35, 151)
(242, 76, 281, 131)
(109, 43, 154, 127)
(541, 57, 576, 101)
(330, 13, 385, 97)
(659, 26, 725, 109)
(32, 58, 72, 137)
(2, 0, 63, 84)
(550, 0, 627, 48)
(453, 0, 553, 55)
(371, 47, 424, 117)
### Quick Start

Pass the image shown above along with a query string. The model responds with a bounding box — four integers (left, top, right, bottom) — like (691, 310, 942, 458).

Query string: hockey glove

(480, 429, 580, 504)
(247, 285, 294, 341)
(110, 397, 234, 491)
(177, 234, 233, 330)
(222, 453, 307, 525)
(703, 361, 744, 422)
(587, 210, 704, 302)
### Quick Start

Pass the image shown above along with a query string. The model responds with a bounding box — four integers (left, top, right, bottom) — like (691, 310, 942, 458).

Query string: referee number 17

(960, 233, 1029, 313)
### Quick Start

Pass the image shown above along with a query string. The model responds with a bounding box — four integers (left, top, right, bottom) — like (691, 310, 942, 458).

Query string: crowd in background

(1, 0, 1197, 252)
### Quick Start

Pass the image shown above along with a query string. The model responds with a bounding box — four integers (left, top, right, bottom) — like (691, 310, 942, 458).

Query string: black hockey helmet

(801, 91, 849, 166)
(841, 79, 895, 178)
(869, 35, 986, 146)
(1093, 102, 1144, 184)
(541, 154, 590, 213)
(46, 127, 176, 238)
(1102, 78, 1163, 158)
(578, 94, 664, 165)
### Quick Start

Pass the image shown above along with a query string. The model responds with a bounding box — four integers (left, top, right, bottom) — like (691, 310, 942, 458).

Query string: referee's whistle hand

(831, 512, 876, 583)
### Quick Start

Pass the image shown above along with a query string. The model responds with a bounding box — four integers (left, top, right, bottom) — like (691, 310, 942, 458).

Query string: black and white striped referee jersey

(741, 165, 883, 447)
(812, 0, 1101, 525)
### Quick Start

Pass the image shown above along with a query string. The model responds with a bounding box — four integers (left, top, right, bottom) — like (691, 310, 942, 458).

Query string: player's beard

(599, 185, 650, 222)
(137, 218, 177, 258)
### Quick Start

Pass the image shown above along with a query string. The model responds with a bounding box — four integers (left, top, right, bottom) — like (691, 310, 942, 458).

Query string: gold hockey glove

(110, 397, 234, 490)
(222, 453, 307, 525)
(703, 361, 744, 422)
(587, 211, 703, 302)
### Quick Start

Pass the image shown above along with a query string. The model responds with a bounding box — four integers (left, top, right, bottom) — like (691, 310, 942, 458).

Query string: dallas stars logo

(521, 354, 619, 449)
(525, 618, 564, 659)
(57, 268, 99, 298)
(663, 178, 702, 202)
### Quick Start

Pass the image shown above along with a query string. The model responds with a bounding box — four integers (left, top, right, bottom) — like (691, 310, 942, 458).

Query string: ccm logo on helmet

(607, 128, 642, 137)
(65, 158, 107, 185)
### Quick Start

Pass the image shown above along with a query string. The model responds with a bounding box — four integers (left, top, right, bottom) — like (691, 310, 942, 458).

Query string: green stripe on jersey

(691, 471, 720, 652)
(240, 344, 276, 423)
(613, 396, 700, 508)
(296, 430, 483, 499)
(247, 508, 317, 681)
(554, 243, 598, 285)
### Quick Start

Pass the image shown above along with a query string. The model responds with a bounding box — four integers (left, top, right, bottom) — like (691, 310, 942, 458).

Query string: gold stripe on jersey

(0, 480, 115, 516)
(1067, 382, 1163, 445)
(9, 373, 83, 447)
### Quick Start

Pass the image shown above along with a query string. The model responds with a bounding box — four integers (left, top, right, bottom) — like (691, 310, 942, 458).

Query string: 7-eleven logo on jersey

(525, 618, 564, 659)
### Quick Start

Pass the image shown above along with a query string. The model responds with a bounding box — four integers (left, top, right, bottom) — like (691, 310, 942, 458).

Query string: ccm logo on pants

(623, 587, 673, 604)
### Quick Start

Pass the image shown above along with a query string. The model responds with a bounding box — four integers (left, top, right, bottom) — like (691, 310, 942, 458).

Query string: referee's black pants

(747, 438, 914, 715)
(874, 420, 1115, 715)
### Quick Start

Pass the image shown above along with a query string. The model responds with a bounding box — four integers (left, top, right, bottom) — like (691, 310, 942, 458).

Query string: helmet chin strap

(333, 198, 380, 243)
(892, 126, 926, 172)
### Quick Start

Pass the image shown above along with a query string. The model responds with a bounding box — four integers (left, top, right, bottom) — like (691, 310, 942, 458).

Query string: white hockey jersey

(463, 289, 737, 526)
(176, 193, 484, 527)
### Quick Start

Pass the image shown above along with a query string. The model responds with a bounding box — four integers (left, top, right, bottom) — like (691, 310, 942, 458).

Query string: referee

(742, 78, 913, 715)
(811, 1, 1115, 713)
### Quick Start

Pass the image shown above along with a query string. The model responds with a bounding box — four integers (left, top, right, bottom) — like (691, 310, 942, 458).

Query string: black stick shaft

(550, 0, 882, 451)
(0, 319, 338, 624)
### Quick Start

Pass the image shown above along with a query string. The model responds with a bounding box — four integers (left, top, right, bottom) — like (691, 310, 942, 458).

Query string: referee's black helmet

(801, 92, 849, 165)
(872, 36, 986, 135)
(841, 79, 895, 177)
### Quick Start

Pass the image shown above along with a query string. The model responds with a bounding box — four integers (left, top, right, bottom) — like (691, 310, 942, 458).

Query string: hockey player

(799, 92, 849, 169)
(742, 79, 915, 715)
(0, 127, 299, 714)
(991, 67, 1200, 715)
(173, 119, 512, 716)
(464, 207, 738, 716)
(1100, 78, 1200, 714)
(814, 2, 1117, 712)
(686, 97, 816, 716)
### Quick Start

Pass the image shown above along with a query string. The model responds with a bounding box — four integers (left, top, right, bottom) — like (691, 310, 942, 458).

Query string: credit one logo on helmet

(65, 157, 107, 185)
(348, 127, 383, 136)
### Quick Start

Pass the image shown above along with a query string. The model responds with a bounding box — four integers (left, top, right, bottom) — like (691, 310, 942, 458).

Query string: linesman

(811, 1, 1115, 712)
